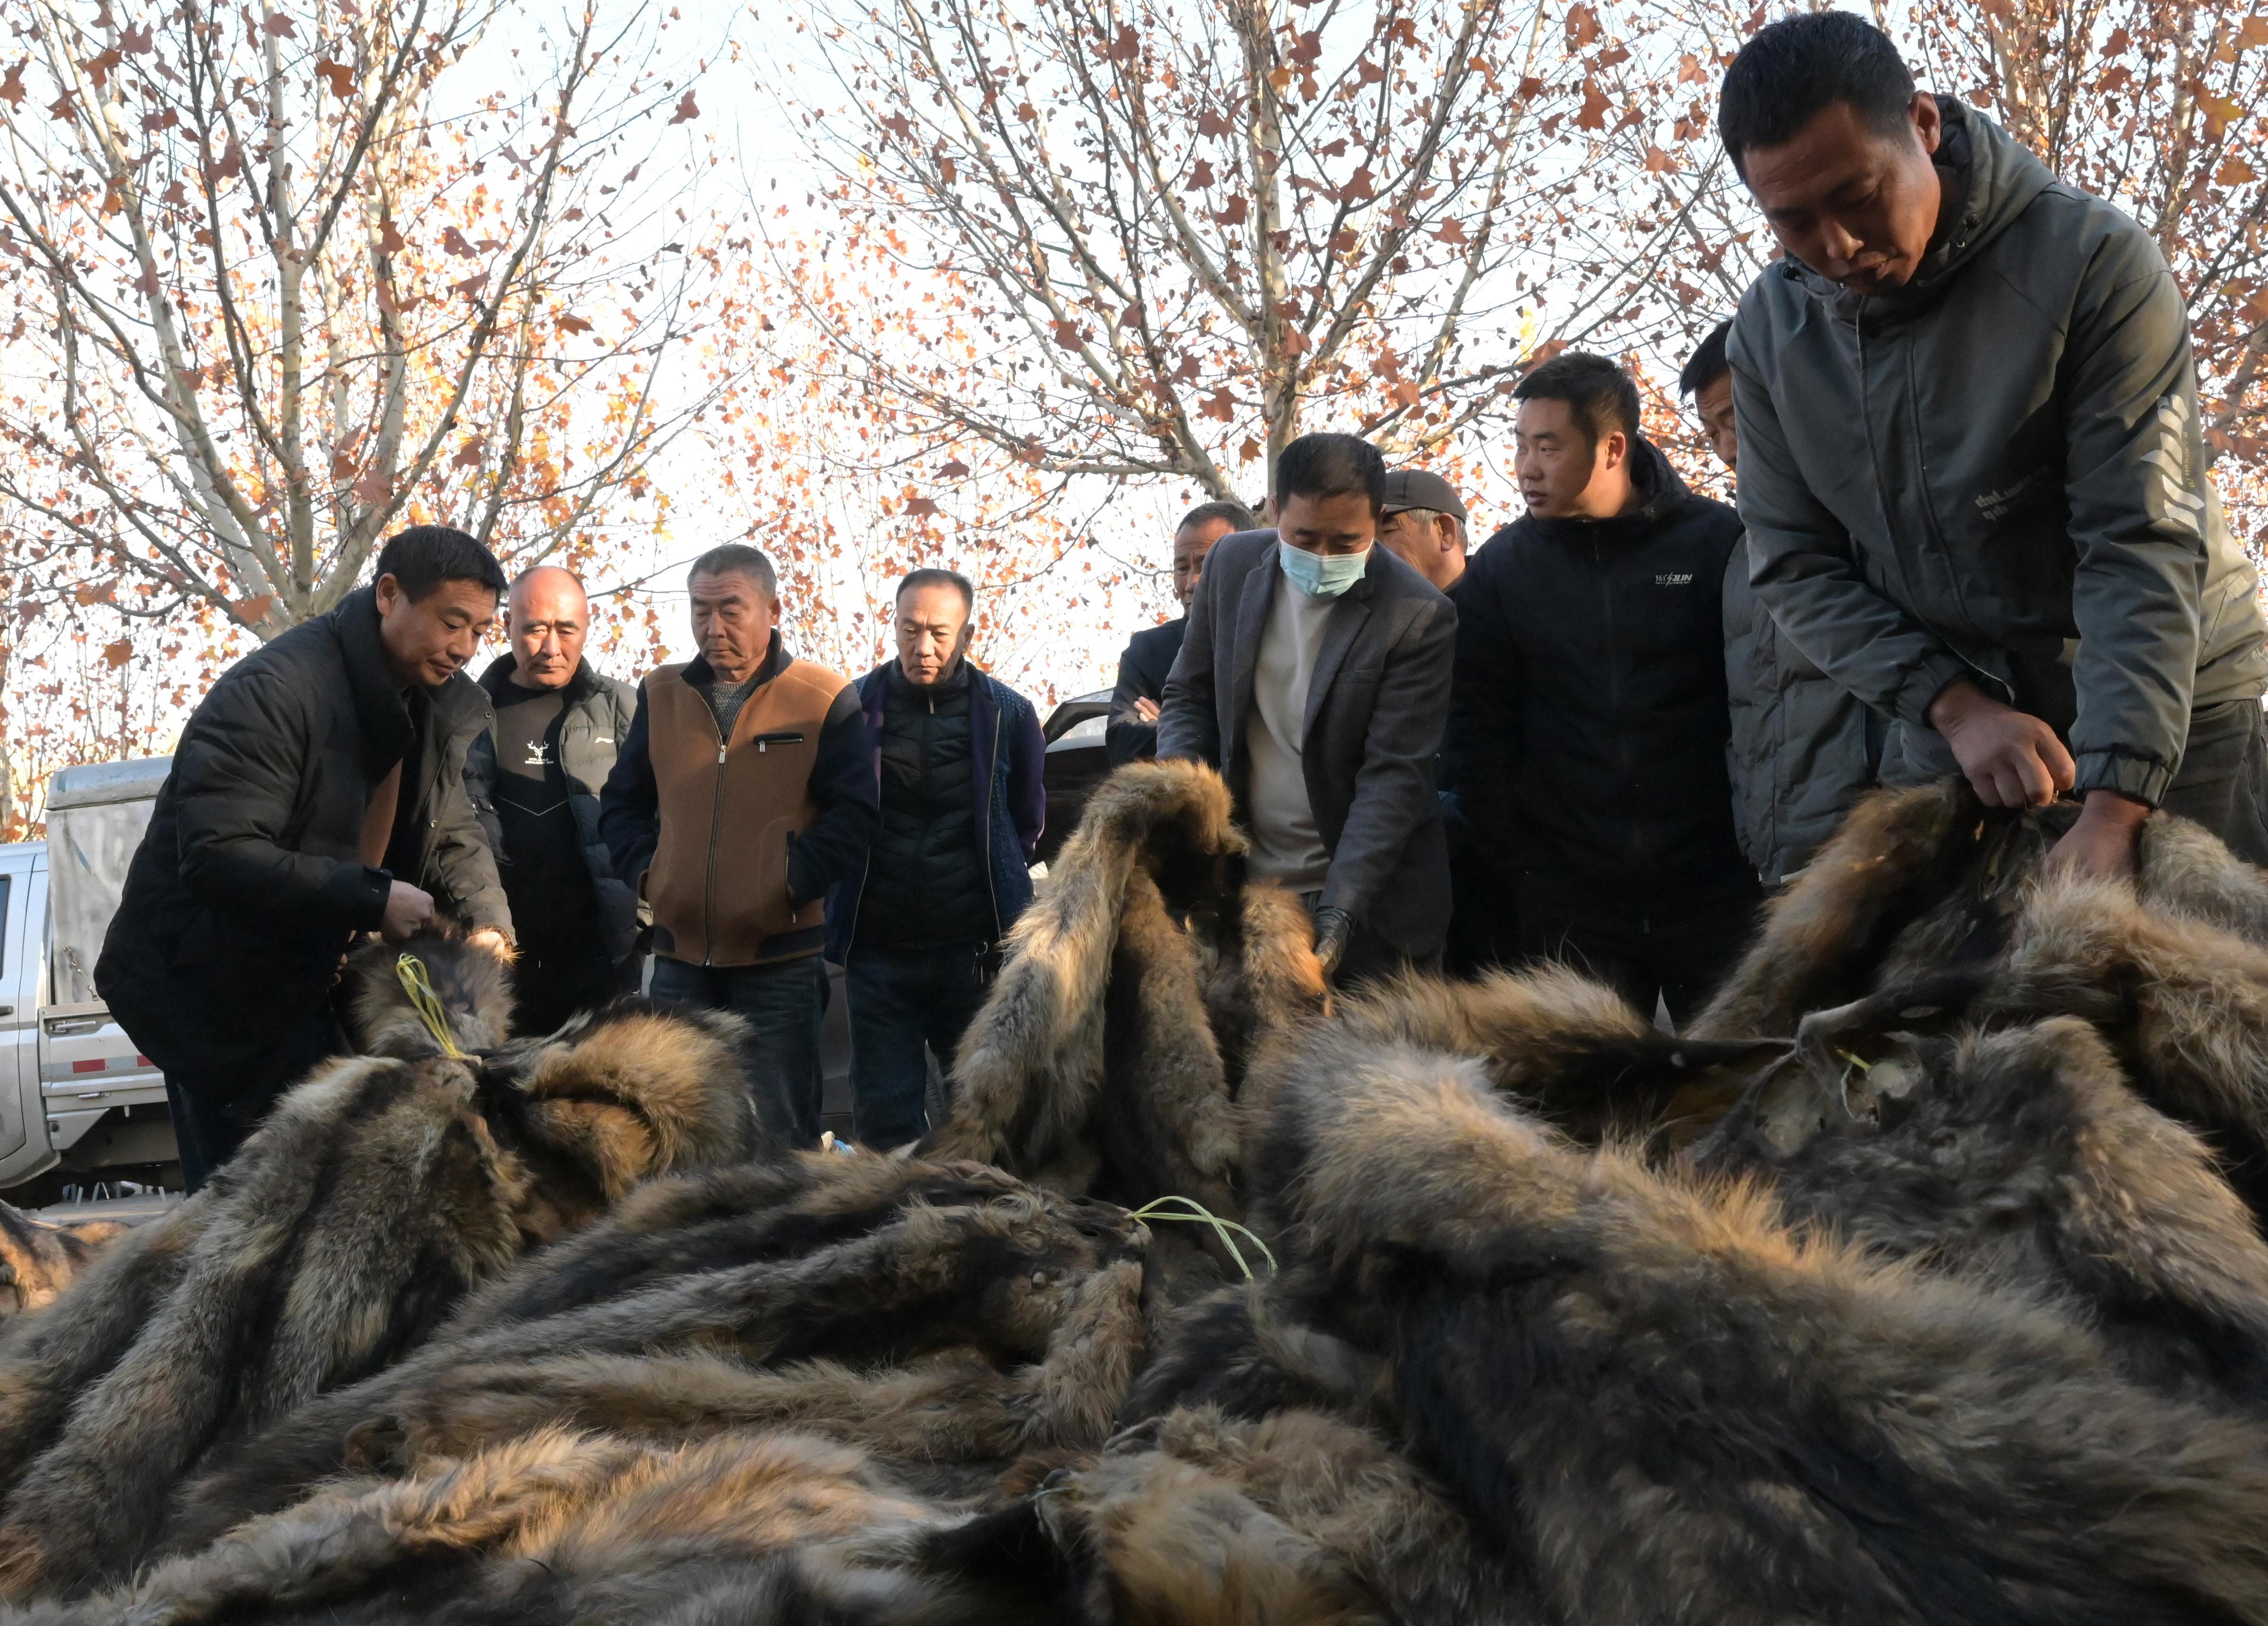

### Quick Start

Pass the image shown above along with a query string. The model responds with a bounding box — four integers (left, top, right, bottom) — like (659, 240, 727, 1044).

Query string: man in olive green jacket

(1721, 14, 2268, 874)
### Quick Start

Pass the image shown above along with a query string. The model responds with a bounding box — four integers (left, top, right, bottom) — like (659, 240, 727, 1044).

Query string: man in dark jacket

(1160, 432, 1455, 983)
(1683, 319, 1880, 886)
(1446, 352, 1758, 1026)
(464, 565, 640, 1035)
(1107, 500, 1257, 766)
(599, 545, 874, 1148)
(828, 569, 1046, 1150)
(1721, 12, 2268, 875)
(96, 527, 512, 1190)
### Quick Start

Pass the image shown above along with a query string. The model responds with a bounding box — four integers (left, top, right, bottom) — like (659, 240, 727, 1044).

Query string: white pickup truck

(0, 759, 179, 1194)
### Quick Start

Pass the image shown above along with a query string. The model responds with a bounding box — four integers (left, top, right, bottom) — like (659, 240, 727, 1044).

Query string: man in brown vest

(599, 544, 876, 1146)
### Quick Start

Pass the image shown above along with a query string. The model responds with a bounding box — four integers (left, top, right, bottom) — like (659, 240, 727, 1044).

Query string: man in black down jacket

(97, 527, 513, 1189)
(1106, 499, 1257, 767)
(1447, 352, 1759, 1025)
(829, 569, 1046, 1150)
(464, 565, 640, 1035)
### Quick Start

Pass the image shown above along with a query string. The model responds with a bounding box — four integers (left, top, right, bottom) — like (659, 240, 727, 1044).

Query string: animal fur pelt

(1699, 1016, 2268, 1404)
(164, 1152, 1148, 1556)
(0, 1206, 130, 1323)
(1007, 1405, 1540, 1626)
(17, 1427, 1041, 1626)
(1693, 779, 2268, 1042)
(1236, 1016, 2268, 1625)
(0, 938, 759, 1601)
(340, 929, 516, 1056)
(921, 760, 1324, 1281)
(1319, 963, 1788, 1144)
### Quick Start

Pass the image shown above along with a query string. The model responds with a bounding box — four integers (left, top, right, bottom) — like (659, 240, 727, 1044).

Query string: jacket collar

(330, 585, 418, 776)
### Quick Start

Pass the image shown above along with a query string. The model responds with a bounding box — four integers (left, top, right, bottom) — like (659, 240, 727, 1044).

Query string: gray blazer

(1158, 528, 1455, 955)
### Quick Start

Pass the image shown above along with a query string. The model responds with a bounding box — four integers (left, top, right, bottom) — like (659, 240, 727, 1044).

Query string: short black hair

(688, 543, 777, 598)
(1513, 351, 1641, 453)
(1274, 432, 1386, 519)
(1719, 11, 1918, 175)
(897, 566, 974, 611)
(373, 526, 505, 603)
(1679, 319, 1734, 398)
(1177, 498, 1259, 536)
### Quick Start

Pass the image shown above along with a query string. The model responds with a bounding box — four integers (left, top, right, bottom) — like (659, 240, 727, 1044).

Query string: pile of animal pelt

(14, 769, 2268, 1623)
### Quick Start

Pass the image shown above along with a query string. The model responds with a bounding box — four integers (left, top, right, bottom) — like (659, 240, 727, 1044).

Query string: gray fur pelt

(0, 937, 760, 1600)
(1234, 1016, 2268, 1624)
(163, 1152, 1149, 1557)
(921, 760, 1326, 1255)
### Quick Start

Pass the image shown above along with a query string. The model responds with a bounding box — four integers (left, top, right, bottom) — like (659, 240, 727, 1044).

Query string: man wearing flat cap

(1376, 469, 1469, 593)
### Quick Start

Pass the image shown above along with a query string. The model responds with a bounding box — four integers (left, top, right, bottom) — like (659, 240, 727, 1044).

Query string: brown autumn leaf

(1199, 388, 1235, 422)
(1051, 319, 1082, 349)
(452, 272, 488, 299)
(1105, 25, 1139, 62)
(442, 225, 479, 257)
(261, 12, 296, 36)
(1197, 105, 1232, 137)
(1188, 158, 1215, 189)
(2217, 154, 2258, 186)
(1212, 195, 1248, 226)
(48, 90, 78, 123)
(0, 62, 23, 108)
(352, 469, 392, 504)
(231, 594, 275, 625)
(1565, 4, 1602, 47)
(82, 48, 121, 88)
(1641, 144, 1677, 173)
(939, 458, 970, 478)
(329, 448, 357, 480)
(2239, 14, 2268, 49)
(102, 639, 133, 668)
(1239, 437, 1260, 462)
(1575, 81, 1610, 131)
(119, 22, 153, 52)
(905, 495, 940, 516)
(317, 59, 354, 97)
(1436, 216, 1468, 245)
(669, 90, 700, 124)
(377, 218, 406, 254)
(558, 312, 594, 333)
(882, 111, 912, 140)
(451, 438, 484, 470)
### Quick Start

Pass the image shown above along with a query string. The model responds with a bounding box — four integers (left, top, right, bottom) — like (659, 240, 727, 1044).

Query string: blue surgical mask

(1278, 540, 1370, 599)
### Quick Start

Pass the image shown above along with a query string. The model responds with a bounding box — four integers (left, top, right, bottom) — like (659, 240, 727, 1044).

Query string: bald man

(464, 565, 641, 1033)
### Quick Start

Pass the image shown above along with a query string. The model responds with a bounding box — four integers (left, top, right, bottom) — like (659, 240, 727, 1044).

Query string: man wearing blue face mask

(1445, 351, 1758, 1028)
(1159, 431, 1457, 983)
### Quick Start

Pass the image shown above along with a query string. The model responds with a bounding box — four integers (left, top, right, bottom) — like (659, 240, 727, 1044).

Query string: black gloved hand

(1312, 905, 1353, 981)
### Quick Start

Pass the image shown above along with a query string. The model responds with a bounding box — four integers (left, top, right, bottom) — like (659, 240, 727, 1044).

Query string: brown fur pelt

(1008, 1405, 1540, 1626)
(920, 760, 1324, 1281)
(0, 949, 760, 1601)
(1693, 779, 2268, 1043)
(1316, 963, 1788, 1145)
(163, 1152, 1148, 1559)
(1238, 1018, 2268, 1625)
(0, 1205, 131, 1323)
(18, 1426, 1039, 1626)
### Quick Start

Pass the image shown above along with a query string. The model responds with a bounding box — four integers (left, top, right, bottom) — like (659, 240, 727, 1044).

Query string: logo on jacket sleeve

(1655, 571, 1696, 586)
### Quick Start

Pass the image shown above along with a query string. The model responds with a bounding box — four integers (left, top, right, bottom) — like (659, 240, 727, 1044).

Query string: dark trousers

(2163, 699, 2268, 864)
(162, 1004, 345, 1192)
(648, 954, 826, 1149)
(845, 943, 994, 1151)
(511, 932, 635, 1037)
(1517, 871, 1764, 1029)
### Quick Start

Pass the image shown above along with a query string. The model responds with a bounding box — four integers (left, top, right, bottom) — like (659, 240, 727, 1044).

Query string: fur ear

(342, 930, 514, 1058)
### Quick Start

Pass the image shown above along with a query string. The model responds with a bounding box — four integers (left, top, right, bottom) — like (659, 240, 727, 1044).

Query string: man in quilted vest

(599, 545, 877, 1146)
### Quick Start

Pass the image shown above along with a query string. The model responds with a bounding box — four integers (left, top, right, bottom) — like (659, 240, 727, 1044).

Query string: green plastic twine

(1127, 1195, 1277, 1281)
(395, 953, 465, 1059)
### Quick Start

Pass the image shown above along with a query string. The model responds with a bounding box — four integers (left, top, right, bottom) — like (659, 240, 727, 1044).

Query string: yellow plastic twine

(1127, 1195, 1277, 1282)
(395, 953, 465, 1059)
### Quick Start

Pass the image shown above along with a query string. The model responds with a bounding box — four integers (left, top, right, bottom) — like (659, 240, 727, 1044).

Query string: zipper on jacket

(703, 716, 727, 967)
(983, 702, 1003, 942)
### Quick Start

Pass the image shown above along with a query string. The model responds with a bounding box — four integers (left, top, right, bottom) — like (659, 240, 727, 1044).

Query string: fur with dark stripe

(0, 939, 758, 1599)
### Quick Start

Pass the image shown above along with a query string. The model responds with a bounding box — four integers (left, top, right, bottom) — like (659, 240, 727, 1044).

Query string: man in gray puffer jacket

(1722, 13, 2268, 875)
(1684, 319, 1880, 887)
